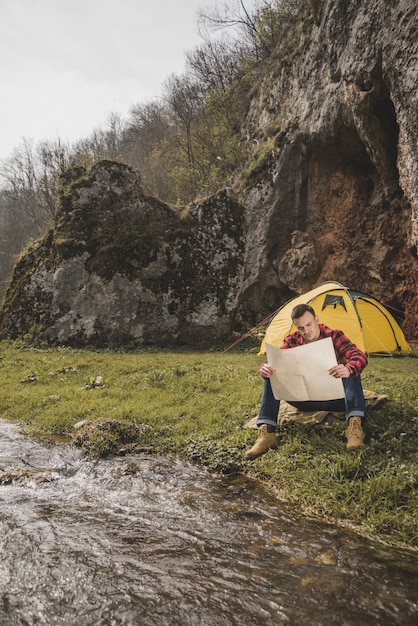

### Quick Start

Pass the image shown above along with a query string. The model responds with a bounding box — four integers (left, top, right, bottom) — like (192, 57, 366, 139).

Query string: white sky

(0, 0, 255, 163)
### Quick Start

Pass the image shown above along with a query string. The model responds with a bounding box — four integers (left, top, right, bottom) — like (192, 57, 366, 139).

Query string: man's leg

(245, 376, 366, 460)
(244, 379, 280, 460)
(289, 376, 366, 451)
(343, 375, 366, 422)
(257, 378, 281, 429)
(344, 376, 366, 451)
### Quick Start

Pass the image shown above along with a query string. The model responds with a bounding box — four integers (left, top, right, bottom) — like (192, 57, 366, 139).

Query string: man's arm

(258, 362, 274, 378)
(258, 332, 300, 377)
(331, 329, 368, 376)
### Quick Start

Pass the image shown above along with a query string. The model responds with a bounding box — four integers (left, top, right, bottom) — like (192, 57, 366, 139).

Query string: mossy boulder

(73, 418, 153, 459)
(0, 161, 245, 347)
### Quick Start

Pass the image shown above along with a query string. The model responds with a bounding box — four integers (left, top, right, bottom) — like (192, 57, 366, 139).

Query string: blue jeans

(257, 376, 366, 429)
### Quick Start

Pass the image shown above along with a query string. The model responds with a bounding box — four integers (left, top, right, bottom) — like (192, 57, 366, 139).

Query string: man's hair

(291, 303, 316, 321)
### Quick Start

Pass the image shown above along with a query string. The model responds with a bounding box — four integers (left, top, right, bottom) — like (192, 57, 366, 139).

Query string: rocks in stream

(73, 418, 154, 459)
(0, 467, 59, 486)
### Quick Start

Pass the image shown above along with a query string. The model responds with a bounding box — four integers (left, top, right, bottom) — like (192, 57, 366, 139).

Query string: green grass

(0, 340, 417, 550)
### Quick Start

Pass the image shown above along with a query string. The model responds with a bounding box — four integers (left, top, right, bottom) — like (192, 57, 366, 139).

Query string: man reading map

(245, 303, 368, 460)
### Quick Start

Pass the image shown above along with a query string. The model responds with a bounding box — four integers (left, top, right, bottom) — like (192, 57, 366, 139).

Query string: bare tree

(124, 101, 171, 164)
(186, 36, 245, 91)
(0, 139, 40, 227)
(198, 0, 304, 59)
(121, 101, 174, 198)
(198, 0, 260, 58)
(164, 74, 204, 168)
(36, 138, 71, 222)
(0, 137, 73, 226)
(0, 185, 45, 303)
(106, 111, 124, 160)
(73, 112, 124, 165)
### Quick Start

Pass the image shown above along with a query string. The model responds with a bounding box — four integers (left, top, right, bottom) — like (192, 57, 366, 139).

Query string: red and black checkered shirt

(280, 324, 368, 376)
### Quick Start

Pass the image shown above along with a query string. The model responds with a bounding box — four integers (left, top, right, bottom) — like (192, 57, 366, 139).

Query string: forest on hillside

(0, 0, 315, 303)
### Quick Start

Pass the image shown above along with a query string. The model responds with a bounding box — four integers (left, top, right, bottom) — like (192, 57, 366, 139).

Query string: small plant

(20, 372, 38, 383)
(79, 375, 107, 390)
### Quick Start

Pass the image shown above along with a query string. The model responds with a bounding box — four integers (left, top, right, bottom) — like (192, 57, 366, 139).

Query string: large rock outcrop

(0, 162, 244, 346)
(240, 0, 417, 337)
(0, 0, 417, 345)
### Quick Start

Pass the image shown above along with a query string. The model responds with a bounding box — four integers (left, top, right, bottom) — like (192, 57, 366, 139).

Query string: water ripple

(0, 419, 417, 625)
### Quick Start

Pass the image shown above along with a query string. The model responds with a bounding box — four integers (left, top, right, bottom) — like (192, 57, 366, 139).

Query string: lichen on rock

(0, 162, 245, 346)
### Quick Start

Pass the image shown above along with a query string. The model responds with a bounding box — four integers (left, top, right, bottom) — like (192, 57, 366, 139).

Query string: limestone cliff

(0, 0, 417, 346)
(240, 0, 417, 338)
(0, 162, 244, 346)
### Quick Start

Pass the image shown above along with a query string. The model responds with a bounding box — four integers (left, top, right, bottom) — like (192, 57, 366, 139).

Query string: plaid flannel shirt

(261, 324, 368, 377)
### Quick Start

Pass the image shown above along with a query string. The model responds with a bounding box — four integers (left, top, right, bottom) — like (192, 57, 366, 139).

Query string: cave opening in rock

(371, 79, 400, 187)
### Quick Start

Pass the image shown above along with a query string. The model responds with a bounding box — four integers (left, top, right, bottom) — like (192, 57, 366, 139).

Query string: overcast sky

(0, 0, 256, 163)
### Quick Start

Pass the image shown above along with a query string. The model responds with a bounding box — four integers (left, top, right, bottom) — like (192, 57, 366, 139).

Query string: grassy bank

(0, 340, 417, 550)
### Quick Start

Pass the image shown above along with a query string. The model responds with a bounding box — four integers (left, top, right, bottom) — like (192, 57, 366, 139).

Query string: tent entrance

(322, 295, 347, 311)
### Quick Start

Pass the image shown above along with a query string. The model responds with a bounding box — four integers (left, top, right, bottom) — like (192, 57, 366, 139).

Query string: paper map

(265, 337, 345, 402)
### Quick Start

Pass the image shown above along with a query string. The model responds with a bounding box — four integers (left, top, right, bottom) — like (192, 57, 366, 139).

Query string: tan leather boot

(244, 425, 278, 460)
(346, 416, 364, 451)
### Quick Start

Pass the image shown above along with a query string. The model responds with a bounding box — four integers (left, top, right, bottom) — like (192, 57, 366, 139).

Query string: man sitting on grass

(245, 303, 368, 460)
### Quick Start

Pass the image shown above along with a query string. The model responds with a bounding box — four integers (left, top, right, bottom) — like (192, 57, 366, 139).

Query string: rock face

(0, 0, 417, 345)
(240, 0, 417, 338)
(0, 162, 244, 346)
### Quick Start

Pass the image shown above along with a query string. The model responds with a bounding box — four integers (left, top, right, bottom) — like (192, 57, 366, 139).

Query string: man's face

(293, 311, 321, 342)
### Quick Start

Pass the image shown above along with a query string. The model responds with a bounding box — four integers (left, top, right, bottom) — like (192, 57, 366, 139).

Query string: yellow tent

(260, 281, 412, 355)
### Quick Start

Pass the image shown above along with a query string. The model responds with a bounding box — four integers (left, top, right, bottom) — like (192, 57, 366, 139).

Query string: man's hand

(259, 363, 274, 378)
(329, 364, 351, 378)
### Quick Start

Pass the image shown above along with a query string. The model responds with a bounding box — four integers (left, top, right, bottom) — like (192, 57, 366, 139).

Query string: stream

(0, 418, 417, 626)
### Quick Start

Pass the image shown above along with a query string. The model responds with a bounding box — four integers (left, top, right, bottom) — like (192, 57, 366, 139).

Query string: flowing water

(0, 418, 417, 626)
